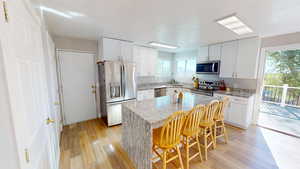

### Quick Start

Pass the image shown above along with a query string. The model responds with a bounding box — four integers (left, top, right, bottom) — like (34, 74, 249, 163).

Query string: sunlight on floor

(260, 127, 300, 169)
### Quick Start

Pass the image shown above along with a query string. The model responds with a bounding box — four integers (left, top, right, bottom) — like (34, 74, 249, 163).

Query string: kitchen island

(121, 93, 221, 169)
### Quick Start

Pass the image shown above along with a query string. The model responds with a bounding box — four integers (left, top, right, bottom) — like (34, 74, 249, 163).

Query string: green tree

(264, 50, 300, 87)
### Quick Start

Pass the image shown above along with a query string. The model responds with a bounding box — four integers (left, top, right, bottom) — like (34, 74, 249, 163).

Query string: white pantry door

(58, 51, 97, 125)
(0, 0, 54, 169)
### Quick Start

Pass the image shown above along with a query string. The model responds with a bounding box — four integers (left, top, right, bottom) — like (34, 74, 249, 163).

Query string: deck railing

(262, 84, 300, 107)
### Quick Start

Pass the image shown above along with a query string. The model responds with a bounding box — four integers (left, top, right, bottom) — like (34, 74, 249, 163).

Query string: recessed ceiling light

(216, 15, 253, 35)
(148, 42, 179, 49)
(40, 6, 72, 18)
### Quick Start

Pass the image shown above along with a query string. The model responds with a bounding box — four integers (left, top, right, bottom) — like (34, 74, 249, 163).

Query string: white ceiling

(32, 0, 300, 51)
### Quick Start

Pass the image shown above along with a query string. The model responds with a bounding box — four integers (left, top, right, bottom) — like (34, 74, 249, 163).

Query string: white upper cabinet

(219, 37, 260, 79)
(236, 37, 260, 79)
(220, 41, 238, 78)
(102, 38, 121, 61)
(120, 41, 134, 62)
(146, 48, 158, 76)
(133, 46, 158, 76)
(209, 44, 222, 61)
(100, 37, 133, 61)
(197, 46, 209, 62)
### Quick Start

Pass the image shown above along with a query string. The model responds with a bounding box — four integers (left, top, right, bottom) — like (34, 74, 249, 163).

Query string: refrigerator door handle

(119, 65, 123, 97)
(121, 64, 125, 97)
(123, 64, 126, 97)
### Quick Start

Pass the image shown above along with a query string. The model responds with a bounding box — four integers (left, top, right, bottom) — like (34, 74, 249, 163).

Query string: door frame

(56, 49, 99, 125)
(252, 43, 300, 124)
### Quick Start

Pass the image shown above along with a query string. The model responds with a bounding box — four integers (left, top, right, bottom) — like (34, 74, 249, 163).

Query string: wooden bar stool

(199, 100, 219, 160)
(152, 111, 186, 169)
(181, 105, 205, 169)
(214, 96, 229, 146)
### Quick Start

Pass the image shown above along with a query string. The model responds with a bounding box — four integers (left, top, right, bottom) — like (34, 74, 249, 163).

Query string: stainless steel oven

(196, 61, 220, 74)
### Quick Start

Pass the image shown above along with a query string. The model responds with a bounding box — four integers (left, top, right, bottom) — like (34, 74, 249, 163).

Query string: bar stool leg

(196, 133, 203, 162)
(176, 145, 184, 169)
(185, 136, 190, 169)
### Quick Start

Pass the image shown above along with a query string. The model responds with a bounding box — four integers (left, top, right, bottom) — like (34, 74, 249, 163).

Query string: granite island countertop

(123, 93, 222, 128)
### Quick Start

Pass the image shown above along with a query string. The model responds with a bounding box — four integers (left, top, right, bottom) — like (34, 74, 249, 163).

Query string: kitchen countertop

(137, 83, 186, 90)
(123, 93, 221, 128)
(137, 83, 256, 98)
(214, 89, 256, 98)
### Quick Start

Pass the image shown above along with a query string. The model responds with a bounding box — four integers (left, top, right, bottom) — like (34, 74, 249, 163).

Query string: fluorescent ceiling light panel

(217, 15, 253, 35)
(232, 27, 253, 35)
(148, 42, 179, 49)
(40, 6, 72, 18)
(68, 11, 85, 17)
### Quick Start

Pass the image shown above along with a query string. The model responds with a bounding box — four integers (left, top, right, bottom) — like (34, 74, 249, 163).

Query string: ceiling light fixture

(216, 15, 253, 35)
(68, 11, 85, 17)
(148, 42, 179, 49)
(40, 6, 72, 18)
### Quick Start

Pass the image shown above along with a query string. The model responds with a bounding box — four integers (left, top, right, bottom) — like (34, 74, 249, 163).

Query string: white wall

(53, 36, 98, 53)
(0, 42, 21, 169)
(262, 32, 300, 48)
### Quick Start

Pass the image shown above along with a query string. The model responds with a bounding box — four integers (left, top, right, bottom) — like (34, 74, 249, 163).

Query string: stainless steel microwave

(196, 61, 220, 74)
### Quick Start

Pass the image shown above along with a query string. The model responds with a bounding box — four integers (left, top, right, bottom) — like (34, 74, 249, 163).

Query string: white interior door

(59, 51, 97, 125)
(43, 31, 61, 169)
(0, 0, 54, 169)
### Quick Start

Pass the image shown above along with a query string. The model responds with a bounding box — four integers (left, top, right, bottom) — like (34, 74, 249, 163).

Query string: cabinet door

(139, 47, 149, 76)
(167, 88, 174, 96)
(209, 44, 221, 60)
(198, 46, 209, 62)
(133, 46, 141, 76)
(236, 38, 260, 79)
(146, 48, 158, 76)
(121, 41, 133, 62)
(102, 38, 121, 61)
(228, 101, 247, 128)
(107, 103, 122, 126)
(220, 41, 238, 78)
(144, 90, 155, 99)
(134, 47, 157, 76)
(137, 91, 144, 101)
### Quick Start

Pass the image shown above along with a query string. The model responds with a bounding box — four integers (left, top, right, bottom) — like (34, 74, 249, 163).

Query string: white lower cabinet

(137, 89, 155, 101)
(214, 93, 254, 129)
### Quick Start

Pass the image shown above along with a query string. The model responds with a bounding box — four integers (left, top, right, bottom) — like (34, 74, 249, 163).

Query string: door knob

(91, 85, 96, 89)
(46, 118, 55, 125)
(92, 90, 96, 94)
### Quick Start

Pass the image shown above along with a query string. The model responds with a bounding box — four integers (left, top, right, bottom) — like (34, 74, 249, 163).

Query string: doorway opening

(258, 48, 300, 137)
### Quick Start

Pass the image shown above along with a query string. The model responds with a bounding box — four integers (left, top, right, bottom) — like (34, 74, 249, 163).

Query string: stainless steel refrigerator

(97, 61, 136, 126)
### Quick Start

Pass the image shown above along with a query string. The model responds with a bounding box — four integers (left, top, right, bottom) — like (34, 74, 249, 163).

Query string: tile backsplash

(222, 78, 257, 90)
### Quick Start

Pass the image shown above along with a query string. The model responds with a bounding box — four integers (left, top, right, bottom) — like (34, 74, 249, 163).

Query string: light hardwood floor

(60, 118, 300, 169)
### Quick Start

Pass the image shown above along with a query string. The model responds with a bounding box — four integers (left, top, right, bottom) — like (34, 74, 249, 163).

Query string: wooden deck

(60, 118, 300, 169)
(259, 102, 300, 137)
